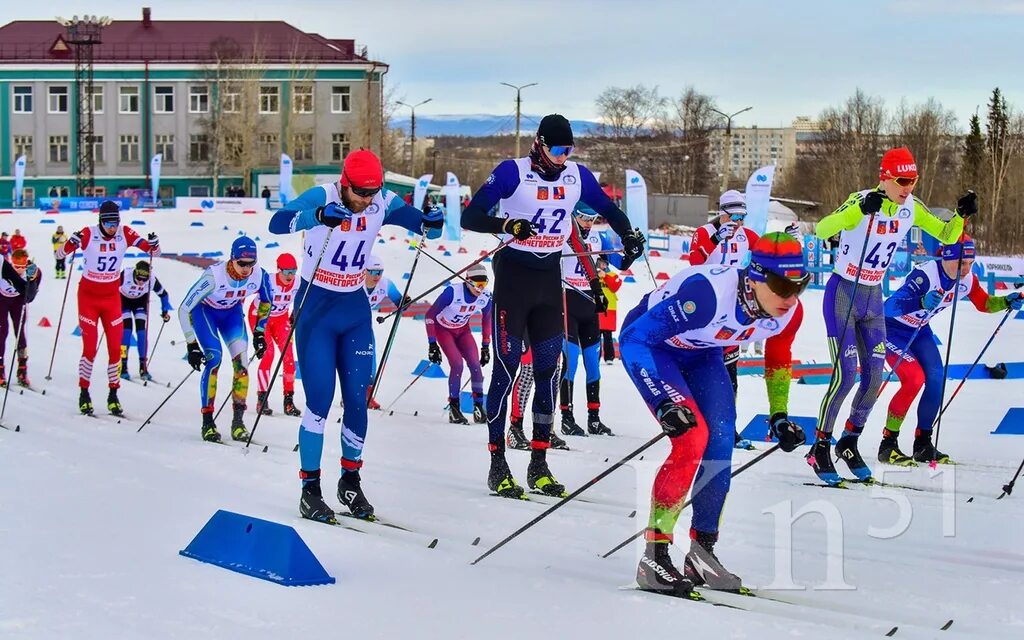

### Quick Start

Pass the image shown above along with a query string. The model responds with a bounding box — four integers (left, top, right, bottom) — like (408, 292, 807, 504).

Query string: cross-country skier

(424, 263, 492, 424)
(688, 190, 761, 450)
(51, 226, 68, 279)
(246, 252, 301, 417)
(268, 149, 444, 523)
(880, 236, 1024, 465)
(119, 261, 172, 382)
(506, 344, 570, 451)
(809, 147, 974, 485)
(0, 250, 41, 387)
(596, 256, 622, 363)
(461, 114, 646, 499)
(558, 209, 614, 437)
(364, 254, 406, 411)
(179, 237, 272, 443)
(621, 233, 809, 599)
(57, 200, 160, 416)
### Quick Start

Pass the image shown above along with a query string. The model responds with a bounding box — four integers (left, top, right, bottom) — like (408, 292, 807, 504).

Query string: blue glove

(316, 202, 352, 228)
(25, 263, 39, 280)
(422, 206, 444, 240)
(1006, 292, 1024, 311)
(922, 290, 943, 311)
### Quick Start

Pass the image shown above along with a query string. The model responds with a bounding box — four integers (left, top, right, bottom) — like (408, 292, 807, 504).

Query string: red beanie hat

(276, 252, 297, 270)
(340, 149, 383, 190)
(879, 147, 918, 181)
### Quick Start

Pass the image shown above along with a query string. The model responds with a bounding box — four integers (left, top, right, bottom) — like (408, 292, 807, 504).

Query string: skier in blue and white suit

(269, 149, 444, 523)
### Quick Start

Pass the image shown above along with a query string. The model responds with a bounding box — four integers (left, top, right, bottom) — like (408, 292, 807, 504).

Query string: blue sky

(15, 0, 1024, 129)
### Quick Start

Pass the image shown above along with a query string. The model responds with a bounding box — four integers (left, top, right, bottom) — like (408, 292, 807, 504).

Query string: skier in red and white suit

(248, 252, 300, 417)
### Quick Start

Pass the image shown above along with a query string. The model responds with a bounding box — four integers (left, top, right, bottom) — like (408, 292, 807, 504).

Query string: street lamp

(396, 98, 432, 176)
(711, 106, 752, 192)
(500, 82, 538, 157)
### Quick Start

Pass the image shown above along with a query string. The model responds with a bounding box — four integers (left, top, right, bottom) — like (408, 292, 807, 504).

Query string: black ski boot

(107, 388, 123, 417)
(337, 469, 375, 519)
(506, 417, 530, 450)
(283, 392, 302, 417)
(683, 530, 744, 593)
(835, 433, 873, 481)
(299, 471, 336, 523)
(201, 411, 221, 443)
(549, 428, 570, 451)
(636, 541, 701, 599)
(448, 401, 470, 425)
(139, 359, 153, 382)
(527, 452, 566, 497)
(16, 356, 30, 388)
(560, 411, 586, 436)
(119, 357, 130, 381)
(806, 433, 843, 486)
(472, 400, 487, 424)
(487, 450, 525, 499)
(79, 387, 94, 416)
(256, 391, 272, 416)
(587, 410, 614, 436)
(913, 432, 952, 464)
(878, 431, 917, 466)
(230, 404, 249, 441)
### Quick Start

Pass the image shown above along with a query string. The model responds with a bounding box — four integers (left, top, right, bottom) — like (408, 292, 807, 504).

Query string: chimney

(142, 7, 152, 28)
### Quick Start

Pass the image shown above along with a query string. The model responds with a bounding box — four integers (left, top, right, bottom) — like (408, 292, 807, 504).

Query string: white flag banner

(279, 154, 294, 205)
(624, 169, 648, 233)
(414, 174, 433, 210)
(150, 154, 162, 205)
(443, 172, 461, 241)
(744, 165, 775, 238)
(13, 154, 26, 207)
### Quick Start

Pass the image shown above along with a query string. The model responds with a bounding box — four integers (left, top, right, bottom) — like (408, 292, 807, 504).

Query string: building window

(259, 86, 279, 114)
(12, 135, 33, 163)
(189, 134, 210, 162)
(293, 85, 314, 114)
(12, 86, 32, 113)
(189, 185, 211, 197)
(331, 86, 351, 113)
(119, 86, 139, 113)
(153, 85, 174, 113)
(291, 132, 313, 161)
(91, 86, 104, 114)
(189, 85, 209, 113)
(331, 133, 350, 161)
(21, 187, 34, 207)
(91, 135, 105, 164)
(223, 134, 242, 164)
(48, 135, 70, 163)
(155, 134, 175, 163)
(259, 133, 279, 161)
(222, 91, 239, 113)
(119, 135, 140, 163)
(48, 86, 69, 113)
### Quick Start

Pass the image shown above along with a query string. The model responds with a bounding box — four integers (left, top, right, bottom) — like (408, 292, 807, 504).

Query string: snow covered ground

(1, 209, 1023, 639)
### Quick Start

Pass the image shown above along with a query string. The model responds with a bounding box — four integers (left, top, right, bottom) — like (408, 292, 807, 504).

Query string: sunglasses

(235, 259, 256, 268)
(729, 213, 747, 222)
(764, 271, 811, 299)
(885, 174, 918, 187)
(280, 269, 297, 276)
(545, 144, 574, 157)
(348, 183, 381, 198)
(366, 269, 384, 277)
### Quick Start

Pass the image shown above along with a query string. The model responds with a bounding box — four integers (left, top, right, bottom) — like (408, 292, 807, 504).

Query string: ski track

(1, 210, 1022, 639)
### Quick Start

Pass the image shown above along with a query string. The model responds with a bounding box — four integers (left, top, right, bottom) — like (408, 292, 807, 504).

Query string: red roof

(0, 14, 380, 65)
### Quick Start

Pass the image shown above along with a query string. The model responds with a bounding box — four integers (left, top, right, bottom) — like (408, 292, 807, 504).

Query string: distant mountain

(391, 114, 601, 137)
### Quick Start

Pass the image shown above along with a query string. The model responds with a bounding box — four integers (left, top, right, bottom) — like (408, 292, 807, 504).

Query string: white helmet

(365, 255, 384, 271)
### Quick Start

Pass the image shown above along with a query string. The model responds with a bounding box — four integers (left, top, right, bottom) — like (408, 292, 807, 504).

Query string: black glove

(656, 401, 698, 438)
(503, 218, 537, 240)
(147, 232, 160, 250)
(861, 190, 884, 215)
(590, 278, 608, 313)
(956, 190, 977, 218)
(769, 412, 806, 452)
(621, 228, 646, 270)
(161, 311, 171, 323)
(480, 344, 490, 367)
(253, 330, 267, 359)
(186, 341, 205, 371)
(315, 202, 352, 228)
(428, 342, 443, 364)
(68, 231, 83, 248)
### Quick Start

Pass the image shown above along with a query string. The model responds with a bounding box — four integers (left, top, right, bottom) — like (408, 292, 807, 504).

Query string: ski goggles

(235, 259, 256, 268)
(763, 270, 811, 298)
(468, 276, 488, 287)
(728, 212, 747, 222)
(883, 173, 918, 187)
(366, 269, 384, 277)
(574, 210, 599, 222)
(280, 268, 297, 276)
(545, 144, 574, 157)
(100, 219, 119, 229)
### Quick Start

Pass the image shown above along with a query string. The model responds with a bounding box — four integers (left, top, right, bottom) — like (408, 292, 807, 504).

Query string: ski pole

(45, 251, 76, 381)
(928, 308, 1012, 431)
(212, 352, 260, 423)
(876, 310, 937, 397)
(601, 444, 782, 559)
(933, 235, 969, 453)
(0, 302, 30, 422)
(142, 249, 155, 373)
(443, 376, 473, 411)
(137, 369, 195, 433)
(368, 235, 427, 405)
(244, 231, 334, 448)
(997, 457, 1024, 499)
(147, 320, 167, 368)
(375, 239, 512, 324)
(384, 369, 429, 415)
(471, 432, 669, 566)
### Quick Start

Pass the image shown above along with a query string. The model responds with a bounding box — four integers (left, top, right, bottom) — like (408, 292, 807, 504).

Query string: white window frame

(48, 135, 70, 163)
(222, 91, 239, 113)
(12, 135, 33, 163)
(189, 85, 209, 113)
(189, 134, 210, 163)
(91, 86, 104, 114)
(119, 86, 140, 114)
(91, 135, 105, 164)
(48, 86, 69, 114)
(331, 86, 351, 113)
(259, 86, 279, 114)
(153, 85, 174, 114)
(155, 133, 175, 163)
(291, 132, 313, 161)
(292, 85, 314, 114)
(331, 133, 350, 161)
(119, 134, 140, 163)
(12, 86, 32, 113)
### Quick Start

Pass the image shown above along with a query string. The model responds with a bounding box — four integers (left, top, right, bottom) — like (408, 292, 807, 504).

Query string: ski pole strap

(998, 457, 1024, 499)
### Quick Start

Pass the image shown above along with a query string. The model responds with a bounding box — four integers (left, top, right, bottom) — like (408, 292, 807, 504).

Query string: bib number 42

(530, 208, 567, 234)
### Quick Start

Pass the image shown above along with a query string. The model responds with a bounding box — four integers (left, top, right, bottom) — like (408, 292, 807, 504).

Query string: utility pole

(711, 106, 752, 192)
(397, 98, 432, 176)
(500, 82, 538, 157)
(59, 14, 111, 196)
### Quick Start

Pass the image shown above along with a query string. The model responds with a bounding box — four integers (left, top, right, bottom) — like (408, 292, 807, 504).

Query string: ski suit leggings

(249, 312, 295, 394)
(0, 295, 27, 367)
(435, 324, 483, 400)
(884, 321, 944, 435)
(192, 303, 249, 411)
(510, 346, 533, 422)
(77, 280, 123, 389)
(120, 296, 150, 364)
(817, 274, 886, 435)
(620, 340, 736, 538)
(294, 283, 373, 477)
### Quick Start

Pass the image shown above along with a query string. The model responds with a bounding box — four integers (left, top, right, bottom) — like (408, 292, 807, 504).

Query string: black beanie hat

(98, 200, 120, 224)
(537, 114, 574, 147)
